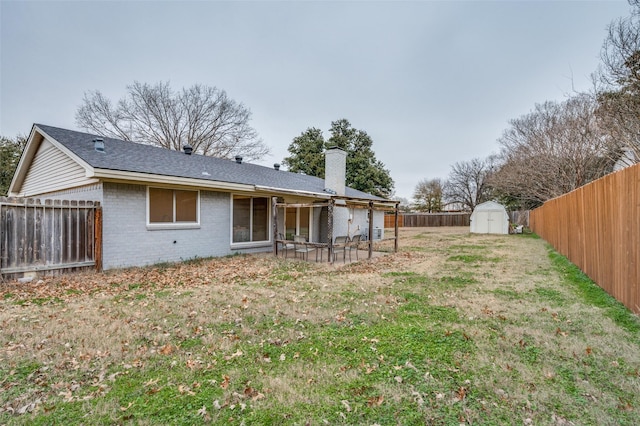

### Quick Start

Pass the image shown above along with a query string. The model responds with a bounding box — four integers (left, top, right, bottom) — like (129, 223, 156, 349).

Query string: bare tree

(443, 157, 495, 212)
(76, 81, 270, 161)
(491, 94, 611, 208)
(596, 0, 640, 164)
(413, 178, 444, 212)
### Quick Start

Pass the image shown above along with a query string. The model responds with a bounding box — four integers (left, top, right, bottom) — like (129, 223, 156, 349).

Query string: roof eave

(254, 184, 331, 199)
(91, 168, 255, 192)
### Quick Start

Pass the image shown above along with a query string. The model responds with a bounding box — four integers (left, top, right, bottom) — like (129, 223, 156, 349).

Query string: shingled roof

(34, 124, 386, 201)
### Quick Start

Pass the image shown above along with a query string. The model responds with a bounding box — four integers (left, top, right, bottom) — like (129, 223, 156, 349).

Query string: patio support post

(272, 197, 278, 257)
(394, 202, 399, 253)
(368, 201, 374, 259)
(328, 198, 335, 264)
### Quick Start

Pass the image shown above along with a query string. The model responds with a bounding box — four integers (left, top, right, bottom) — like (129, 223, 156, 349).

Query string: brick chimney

(324, 147, 346, 196)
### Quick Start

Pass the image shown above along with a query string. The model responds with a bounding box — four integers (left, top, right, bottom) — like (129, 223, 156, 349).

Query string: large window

(285, 207, 310, 240)
(233, 195, 269, 243)
(148, 188, 198, 225)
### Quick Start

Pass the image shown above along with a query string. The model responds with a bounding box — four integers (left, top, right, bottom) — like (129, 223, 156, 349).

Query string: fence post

(272, 197, 278, 256)
(94, 207, 102, 271)
(394, 203, 399, 253)
(368, 201, 374, 259)
(328, 199, 334, 264)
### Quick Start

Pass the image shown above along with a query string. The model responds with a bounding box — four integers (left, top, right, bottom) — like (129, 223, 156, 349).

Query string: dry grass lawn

(1, 227, 639, 425)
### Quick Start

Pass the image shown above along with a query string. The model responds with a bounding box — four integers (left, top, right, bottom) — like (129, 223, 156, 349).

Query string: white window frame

(146, 186, 200, 230)
(230, 194, 272, 246)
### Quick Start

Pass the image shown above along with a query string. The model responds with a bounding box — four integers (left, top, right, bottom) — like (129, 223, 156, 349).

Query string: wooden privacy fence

(530, 163, 639, 314)
(0, 197, 102, 278)
(385, 212, 470, 228)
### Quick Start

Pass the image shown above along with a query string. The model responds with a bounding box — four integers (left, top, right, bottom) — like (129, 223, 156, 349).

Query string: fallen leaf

(456, 387, 467, 401)
(143, 378, 159, 387)
(367, 395, 384, 407)
(556, 328, 568, 337)
(224, 349, 243, 360)
(178, 385, 195, 396)
(159, 344, 174, 355)
(221, 375, 230, 389)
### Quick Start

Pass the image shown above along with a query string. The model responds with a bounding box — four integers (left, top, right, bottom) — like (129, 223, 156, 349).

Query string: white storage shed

(470, 201, 509, 234)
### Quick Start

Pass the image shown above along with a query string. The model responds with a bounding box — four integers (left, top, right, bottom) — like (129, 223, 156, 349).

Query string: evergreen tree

(282, 127, 325, 177)
(283, 119, 394, 198)
(0, 135, 27, 196)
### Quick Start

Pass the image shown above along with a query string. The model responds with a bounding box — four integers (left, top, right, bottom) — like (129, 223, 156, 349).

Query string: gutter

(90, 169, 254, 192)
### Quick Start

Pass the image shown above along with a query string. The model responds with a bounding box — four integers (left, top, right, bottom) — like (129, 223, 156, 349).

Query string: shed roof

(472, 201, 507, 212)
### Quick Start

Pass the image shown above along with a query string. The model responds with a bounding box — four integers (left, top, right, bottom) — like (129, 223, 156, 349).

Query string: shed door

(487, 211, 502, 234)
(474, 211, 490, 233)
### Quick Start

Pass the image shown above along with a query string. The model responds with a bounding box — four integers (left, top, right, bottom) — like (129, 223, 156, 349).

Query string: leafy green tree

(283, 119, 394, 198)
(413, 178, 444, 212)
(0, 135, 27, 196)
(281, 128, 325, 177)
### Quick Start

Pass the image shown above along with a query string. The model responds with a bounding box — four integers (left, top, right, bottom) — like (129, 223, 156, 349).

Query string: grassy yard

(1, 227, 639, 425)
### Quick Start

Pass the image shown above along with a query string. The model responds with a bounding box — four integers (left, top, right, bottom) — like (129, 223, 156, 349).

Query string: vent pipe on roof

(93, 138, 105, 153)
(235, 155, 243, 164)
(183, 144, 193, 155)
(274, 163, 280, 171)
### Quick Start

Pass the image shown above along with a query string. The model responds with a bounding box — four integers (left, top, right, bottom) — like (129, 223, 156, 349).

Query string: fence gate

(0, 197, 102, 279)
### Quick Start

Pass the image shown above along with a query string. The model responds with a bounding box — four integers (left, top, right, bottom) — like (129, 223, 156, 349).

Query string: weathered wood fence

(508, 210, 530, 227)
(0, 197, 102, 278)
(385, 212, 470, 228)
(530, 163, 639, 314)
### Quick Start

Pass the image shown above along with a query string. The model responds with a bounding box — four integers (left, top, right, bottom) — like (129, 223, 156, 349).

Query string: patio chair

(278, 233, 294, 258)
(333, 235, 348, 262)
(294, 235, 316, 261)
(346, 234, 362, 261)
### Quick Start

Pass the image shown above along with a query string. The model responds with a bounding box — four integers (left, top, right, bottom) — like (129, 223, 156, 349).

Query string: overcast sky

(0, 0, 632, 200)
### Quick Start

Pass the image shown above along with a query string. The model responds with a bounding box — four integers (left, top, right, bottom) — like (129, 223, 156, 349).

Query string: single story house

(9, 124, 396, 269)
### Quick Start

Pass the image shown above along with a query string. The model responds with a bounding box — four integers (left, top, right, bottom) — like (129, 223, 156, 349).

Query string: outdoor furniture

(278, 233, 295, 258)
(333, 236, 348, 262)
(294, 235, 317, 261)
(346, 234, 362, 261)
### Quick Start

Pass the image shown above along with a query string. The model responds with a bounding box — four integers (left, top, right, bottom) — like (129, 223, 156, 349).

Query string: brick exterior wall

(101, 183, 235, 269)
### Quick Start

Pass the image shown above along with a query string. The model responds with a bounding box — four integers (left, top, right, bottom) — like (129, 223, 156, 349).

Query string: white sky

(0, 0, 632, 200)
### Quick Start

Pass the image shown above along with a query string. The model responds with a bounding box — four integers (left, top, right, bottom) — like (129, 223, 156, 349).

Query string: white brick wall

(102, 183, 234, 269)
